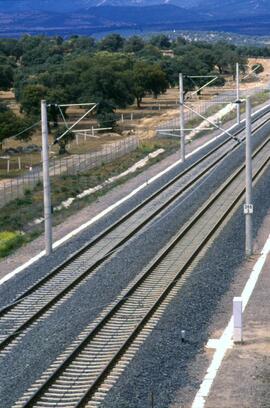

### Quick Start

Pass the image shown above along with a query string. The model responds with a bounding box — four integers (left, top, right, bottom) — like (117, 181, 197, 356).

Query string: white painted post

(179, 73, 185, 162)
(76, 134, 79, 145)
(236, 63, 241, 125)
(18, 156, 21, 170)
(131, 112, 133, 121)
(233, 297, 243, 343)
(7, 158, 10, 173)
(181, 330, 186, 343)
(121, 114, 124, 123)
(245, 96, 253, 256)
(41, 100, 53, 256)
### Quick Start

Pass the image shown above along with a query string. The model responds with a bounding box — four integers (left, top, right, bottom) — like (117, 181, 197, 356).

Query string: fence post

(53, 157, 56, 178)
(78, 152, 81, 172)
(3, 182, 5, 206)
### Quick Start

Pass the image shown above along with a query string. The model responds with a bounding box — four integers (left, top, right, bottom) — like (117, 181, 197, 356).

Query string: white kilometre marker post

(233, 297, 243, 343)
(179, 73, 185, 162)
(41, 100, 53, 255)
(244, 96, 253, 256)
(236, 62, 241, 125)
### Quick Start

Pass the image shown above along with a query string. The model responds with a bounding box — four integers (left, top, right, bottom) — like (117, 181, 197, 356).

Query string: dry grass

(247, 58, 270, 88)
(0, 90, 14, 100)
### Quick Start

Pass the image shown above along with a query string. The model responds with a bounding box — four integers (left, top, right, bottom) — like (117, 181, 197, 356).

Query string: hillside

(0, 0, 198, 12)
(1, 0, 270, 36)
(1, 0, 269, 15)
(197, 0, 270, 17)
(0, 5, 202, 36)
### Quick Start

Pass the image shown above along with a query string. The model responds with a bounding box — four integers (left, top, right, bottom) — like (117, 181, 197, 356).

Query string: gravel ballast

(101, 154, 270, 408)
(0, 115, 270, 407)
(0, 109, 265, 308)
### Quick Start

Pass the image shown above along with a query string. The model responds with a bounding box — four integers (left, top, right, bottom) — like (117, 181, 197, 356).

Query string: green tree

(79, 56, 134, 109)
(124, 36, 145, 53)
(99, 34, 125, 52)
(66, 36, 96, 52)
(132, 62, 168, 107)
(0, 63, 14, 90)
(211, 42, 247, 76)
(138, 44, 162, 61)
(20, 84, 48, 117)
(160, 57, 184, 87)
(53, 126, 75, 155)
(0, 103, 33, 149)
(150, 34, 171, 49)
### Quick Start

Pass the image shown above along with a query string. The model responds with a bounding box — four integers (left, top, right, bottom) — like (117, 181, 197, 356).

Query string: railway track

(0, 108, 270, 354)
(13, 124, 270, 408)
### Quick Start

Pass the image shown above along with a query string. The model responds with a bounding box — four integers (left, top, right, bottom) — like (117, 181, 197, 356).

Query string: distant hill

(0, 0, 269, 15)
(0, 0, 198, 12)
(0, 0, 270, 37)
(197, 0, 270, 17)
(89, 0, 199, 7)
(0, 4, 202, 36)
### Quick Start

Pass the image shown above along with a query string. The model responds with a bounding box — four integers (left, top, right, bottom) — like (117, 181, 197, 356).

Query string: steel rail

(0, 138, 238, 351)
(0, 110, 270, 354)
(1, 106, 268, 317)
(18, 134, 270, 408)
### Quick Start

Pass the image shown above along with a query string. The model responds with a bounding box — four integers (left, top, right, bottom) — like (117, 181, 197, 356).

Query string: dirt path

(205, 214, 270, 408)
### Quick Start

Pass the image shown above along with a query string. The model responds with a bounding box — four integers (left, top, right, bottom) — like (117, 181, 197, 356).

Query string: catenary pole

(41, 100, 53, 255)
(236, 63, 241, 125)
(179, 73, 185, 162)
(245, 96, 253, 256)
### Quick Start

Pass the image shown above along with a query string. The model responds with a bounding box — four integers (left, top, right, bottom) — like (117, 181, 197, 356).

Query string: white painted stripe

(1, 104, 269, 287)
(0, 251, 46, 286)
(191, 233, 270, 408)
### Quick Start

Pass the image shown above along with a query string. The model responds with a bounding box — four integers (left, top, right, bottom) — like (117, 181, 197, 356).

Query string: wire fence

(0, 135, 139, 208)
(1, 84, 268, 208)
(156, 100, 216, 135)
(157, 86, 270, 136)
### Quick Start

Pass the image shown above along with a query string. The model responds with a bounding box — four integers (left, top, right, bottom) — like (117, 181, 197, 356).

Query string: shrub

(0, 231, 25, 257)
